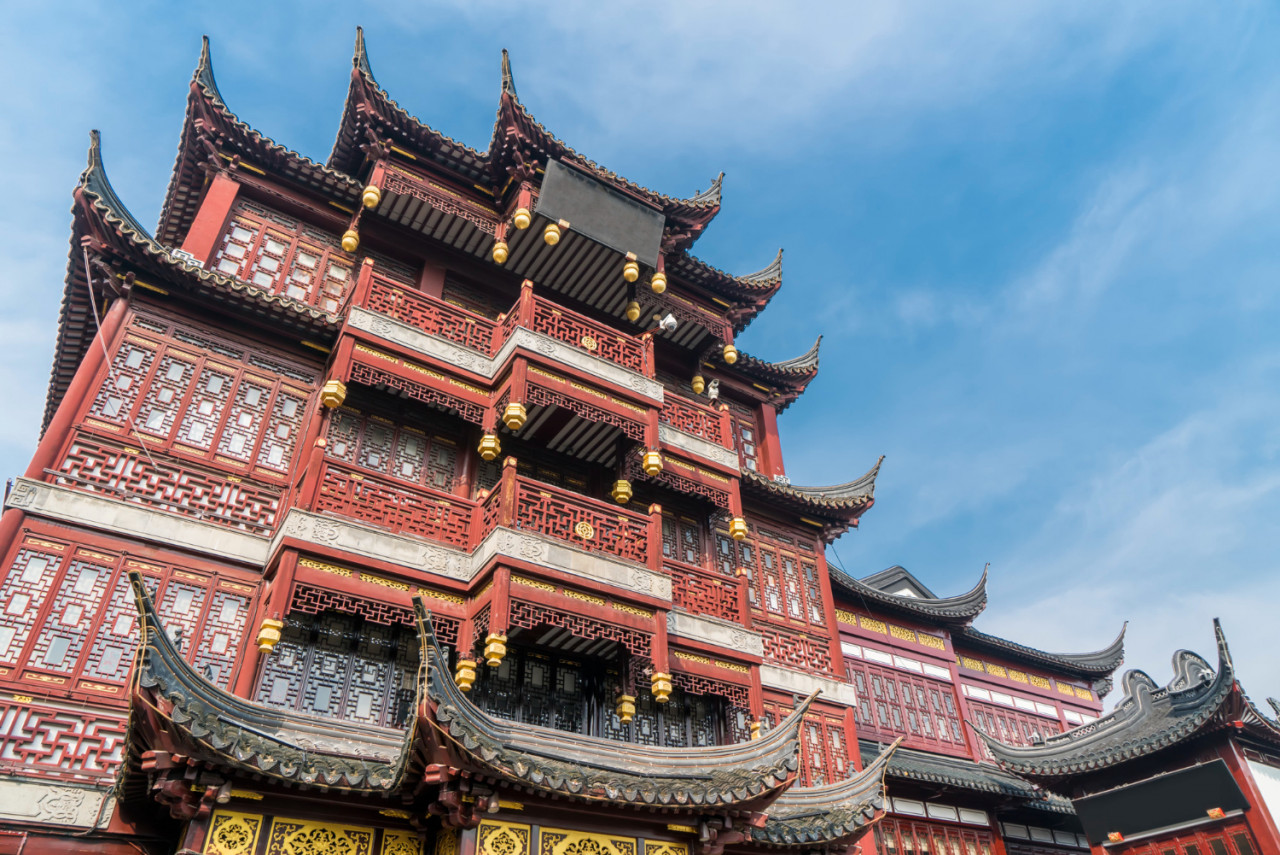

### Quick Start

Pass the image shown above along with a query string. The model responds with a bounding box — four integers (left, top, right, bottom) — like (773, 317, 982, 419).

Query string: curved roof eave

(830, 564, 988, 625)
(956, 621, 1127, 677)
(974, 620, 1277, 783)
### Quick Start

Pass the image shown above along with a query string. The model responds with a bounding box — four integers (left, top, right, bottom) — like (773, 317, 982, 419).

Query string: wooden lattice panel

(763, 701, 851, 786)
(659, 395, 725, 445)
(56, 434, 281, 533)
(349, 361, 485, 425)
(325, 409, 461, 492)
(760, 625, 833, 673)
(525, 383, 646, 442)
(968, 700, 1061, 758)
(212, 198, 415, 312)
(0, 535, 254, 699)
(509, 599, 649, 657)
(83, 316, 316, 482)
(316, 462, 473, 548)
(667, 564, 741, 622)
(511, 479, 649, 565)
(364, 276, 498, 353)
(530, 300, 646, 374)
(0, 696, 126, 781)
(846, 659, 967, 752)
(876, 819, 994, 855)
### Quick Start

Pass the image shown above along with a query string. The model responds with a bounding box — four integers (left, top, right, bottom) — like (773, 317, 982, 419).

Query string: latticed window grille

(876, 819, 994, 855)
(846, 659, 966, 753)
(1104, 820, 1259, 855)
(725, 399, 760, 472)
(662, 513, 704, 567)
(968, 700, 1061, 759)
(725, 523, 827, 629)
(762, 700, 851, 786)
(0, 534, 253, 699)
(468, 644, 741, 747)
(83, 312, 317, 481)
(325, 408, 461, 491)
(211, 200, 417, 312)
(255, 611, 419, 729)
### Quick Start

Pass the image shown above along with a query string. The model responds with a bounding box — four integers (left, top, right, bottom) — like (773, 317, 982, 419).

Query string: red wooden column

(718, 403, 735, 451)
(24, 293, 130, 481)
(759, 402, 785, 477)
(813, 546, 847, 680)
(179, 171, 240, 264)
(646, 503, 664, 574)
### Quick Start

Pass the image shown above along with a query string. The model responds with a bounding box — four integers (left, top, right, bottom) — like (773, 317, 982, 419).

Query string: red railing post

(498, 457, 519, 527)
(735, 568, 753, 627)
(343, 257, 376, 316)
(647, 503, 664, 573)
(517, 279, 536, 328)
(717, 403, 734, 449)
(642, 333, 656, 378)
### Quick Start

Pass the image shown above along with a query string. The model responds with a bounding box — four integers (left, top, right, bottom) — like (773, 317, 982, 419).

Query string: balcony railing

(666, 561, 745, 623)
(50, 431, 280, 534)
(364, 273, 499, 353)
(312, 460, 475, 549)
(660, 393, 730, 447)
(354, 269, 654, 377)
(481, 458, 659, 567)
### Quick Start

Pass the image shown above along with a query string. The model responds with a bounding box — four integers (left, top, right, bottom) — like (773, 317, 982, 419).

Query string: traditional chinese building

(0, 28, 1251, 855)
(980, 621, 1280, 855)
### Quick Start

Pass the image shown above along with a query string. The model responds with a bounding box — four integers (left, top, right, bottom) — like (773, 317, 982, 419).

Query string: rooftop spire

(353, 26, 374, 77)
(501, 48, 517, 98)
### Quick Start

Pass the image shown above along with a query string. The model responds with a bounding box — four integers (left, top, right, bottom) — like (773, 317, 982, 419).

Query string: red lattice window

(733, 523, 828, 629)
(662, 513, 704, 567)
(0, 536, 254, 700)
(0, 696, 127, 782)
(763, 701, 851, 786)
(726, 399, 760, 472)
(846, 658, 966, 753)
(1113, 819, 1259, 855)
(325, 408, 460, 492)
(877, 819, 994, 855)
(83, 314, 316, 481)
(211, 199, 416, 312)
(969, 700, 1061, 759)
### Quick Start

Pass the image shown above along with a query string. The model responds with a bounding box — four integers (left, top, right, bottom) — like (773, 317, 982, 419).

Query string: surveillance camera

(658, 313, 678, 333)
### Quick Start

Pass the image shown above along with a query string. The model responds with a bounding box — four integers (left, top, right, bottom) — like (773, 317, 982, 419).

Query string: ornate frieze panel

(6, 478, 269, 566)
(206, 811, 266, 855)
(759, 663, 860, 708)
(0, 778, 115, 828)
(666, 611, 763, 657)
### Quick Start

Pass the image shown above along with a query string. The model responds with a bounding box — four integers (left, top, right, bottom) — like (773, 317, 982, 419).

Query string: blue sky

(2, 2, 1278, 700)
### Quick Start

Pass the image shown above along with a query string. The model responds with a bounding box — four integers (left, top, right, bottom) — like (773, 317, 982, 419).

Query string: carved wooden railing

(363, 273, 499, 353)
(660, 393, 731, 447)
(354, 269, 655, 377)
(666, 561, 744, 623)
(481, 459, 658, 566)
(0, 695, 127, 781)
(311, 460, 475, 549)
(50, 432, 280, 534)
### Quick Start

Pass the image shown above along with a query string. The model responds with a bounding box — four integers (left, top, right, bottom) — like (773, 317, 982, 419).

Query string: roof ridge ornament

(501, 48, 517, 98)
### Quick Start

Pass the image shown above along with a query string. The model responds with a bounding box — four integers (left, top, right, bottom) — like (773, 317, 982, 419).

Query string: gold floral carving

(382, 831, 421, 855)
(644, 844, 689, 855)
(206, 811, 264, 855)
(478, 821, 530, 855)
(539, 829, 636, 855)
(265, 819, 374, 855)
(435, 829, 460, 855)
